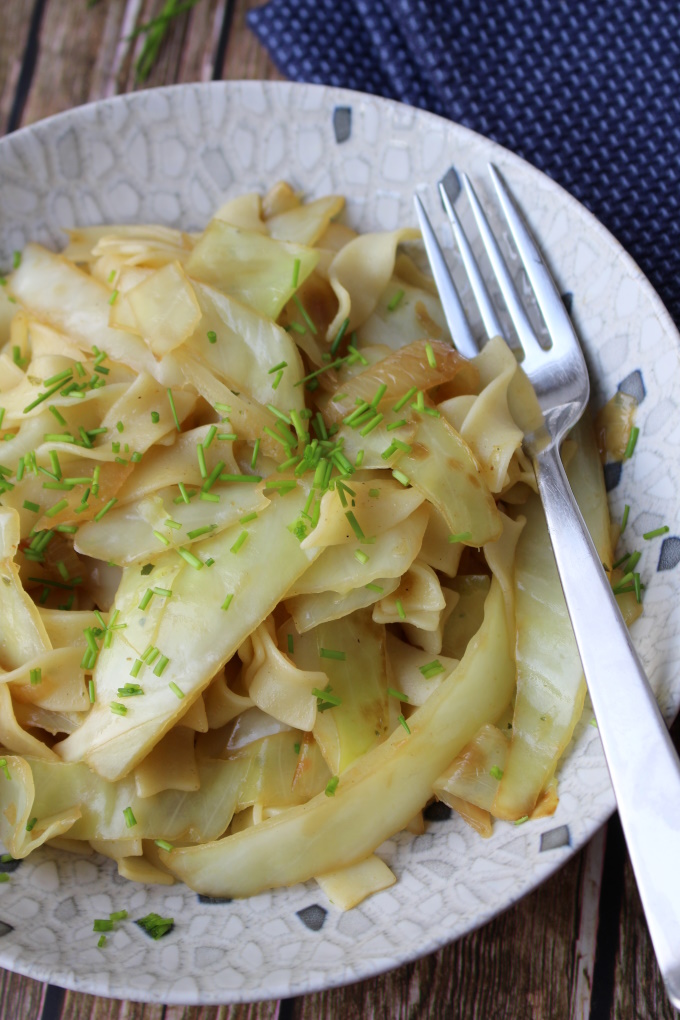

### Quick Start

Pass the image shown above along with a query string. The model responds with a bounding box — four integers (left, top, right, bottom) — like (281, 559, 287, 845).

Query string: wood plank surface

(0, 2, 676, 1018)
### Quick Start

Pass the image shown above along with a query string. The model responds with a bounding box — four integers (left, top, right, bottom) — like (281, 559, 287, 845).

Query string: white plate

(0, 81, 679, 1005)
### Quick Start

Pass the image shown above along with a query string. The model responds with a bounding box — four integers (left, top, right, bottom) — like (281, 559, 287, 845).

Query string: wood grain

(219, 0, 284, 81)
(0, 0, 37, 133)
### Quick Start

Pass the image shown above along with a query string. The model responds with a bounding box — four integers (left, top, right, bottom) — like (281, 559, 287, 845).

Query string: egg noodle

(0, 183, 639, 909)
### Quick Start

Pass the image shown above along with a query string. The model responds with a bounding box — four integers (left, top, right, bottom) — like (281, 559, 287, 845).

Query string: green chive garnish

(177, 547, 203, 569)
(291, 258, 301, 288)
(94, 498, 117, 521)
(168, 681, 184, 699)
(123, 807, 137, 828)
(448, 531, 471, 543)
(153, 655, 169, 677)
(292, 294, 317, 334)
(489, 765, 504, 780)
(621, 504, 630, 534)
(388, 289, 404, 311)
(325, 776, 339, 797)
(167, 389, 180, 431)
(93, 919, 114, 932)
(207, 330, 217, 344)
(330, 317, 350, 357)
(111, 702, 128, 716)
(392, 469, 410, 487)
(365, 583, 384, 593)
(425, 342, 437, 369)
(221, 594, 234, 611)
(514, 815, 530, 826)
(23, 500, 40, 513)
(387, 687, 409, 701)
(319, 648, 346, 661)
(624, 426, 639, 459)
(187, 524, 216, 540)
(153, 530, 170, 546)
(29, 668, 41, 686)
(419, 660, 445, 678)
(46, 499, 68, 518)
(230, 530, 248, 554)
(154, 840, 174, 853)
(643, 525, 669, 540)
(395, 599, 406, 620)
(26, 817, 37, 832)
(151, 410, 160, 424)
(108, 289, 119, 305)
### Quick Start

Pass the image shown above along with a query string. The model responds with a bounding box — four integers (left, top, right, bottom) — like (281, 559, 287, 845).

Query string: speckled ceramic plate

(0, 82, 679, 1005)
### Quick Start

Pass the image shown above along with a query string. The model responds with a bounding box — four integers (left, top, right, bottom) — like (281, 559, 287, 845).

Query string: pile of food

(0, 183, 638, 909)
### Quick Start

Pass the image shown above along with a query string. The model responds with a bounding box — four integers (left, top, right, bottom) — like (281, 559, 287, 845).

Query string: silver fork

(415, 167, 680, 1010)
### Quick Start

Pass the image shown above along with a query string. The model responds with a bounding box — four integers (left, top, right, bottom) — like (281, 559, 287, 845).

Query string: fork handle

(533, 442, 680, 1008)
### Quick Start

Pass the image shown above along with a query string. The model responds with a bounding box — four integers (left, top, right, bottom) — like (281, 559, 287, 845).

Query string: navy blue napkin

(248, 0, 680, 329)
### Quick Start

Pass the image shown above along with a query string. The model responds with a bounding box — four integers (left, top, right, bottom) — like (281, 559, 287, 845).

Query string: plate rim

(0, 77, 678, 1005)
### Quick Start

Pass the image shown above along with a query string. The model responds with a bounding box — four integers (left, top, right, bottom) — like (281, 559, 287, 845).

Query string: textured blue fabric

(248, 0, 680, 328)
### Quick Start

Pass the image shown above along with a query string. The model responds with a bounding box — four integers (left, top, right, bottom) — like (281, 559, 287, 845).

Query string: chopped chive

(197, 443, 207, 478)
(166, 389, 180, 431)
(45, 498, 68, 518)
(287, 633, 294, 654)
(177, 482, 190, 505)
(425, 342, 437, 369)
(48, 405, 67, 426)
(625, 550, 641, 572)
(44, 369, 73, 387)
(130, 659, 143, 678)
(88, 679, 95, 702)
(388, 289, 404, 311)
(153, 530, 170, 546)
(29, 668, 42, 686)
(359, 413, 383, 437)
(13, 250, 21, 269)
(330, 317, 350, 357)
(110, 702, 128, 716)
(448, 531, 472, 543)
(26, 817, 37, 832)
(325, 776, 339, 797)
(0, 874, 9, 884)
(151, 410, 160, 424)
(0, 759, 9, 780)
(392, 469, 410, 487)
(220, 472, 262, 483)
(489, 765, 504, 781)
(387, 687, 409, 701)
(200, 492, 220, 503)
(292, 294, 317, 334)
(207, 330, 217, 344)
(398, 713, 411, 734)
(108, 289, 119, 305)
(168, 681, 184, 699)
(514, 815, 530, 826)
(291, 258, 301, 288)
(138, 589, 154, 611)
(110, 910, 128, 922)
(365, 583, 384, 593)
(643, 525, 669, 540)
(345, 510, 364, 540)
(319, 648, 346, 661)
(187, 525, 217, 540)
(153, 655, 169, 677)
(419, 659, 445, 678)
(23, 500, 40, 513)
(381, 442, 399, 460)
(248, 438, 261, 471)
(123, 807, 137, 828)
(140, 564, 154, 575)
(395, 598, 406, 620)
(221, 594, 234, 612)
(634, 572, 642, 603)
(621, 504, 630, 534)
(354, 549, 369, 564)
(203, 425, 218, 449)
(177, 546, 204, 569)
(230, 530, 248, 554)
(370, 383, 387, 408)
(154, 839, 174, 852)
(135, 913, 174, 940)
(94, 498, 117, 521)
(624, 426, 639, 459)
(93, 919, 114, 932)
(288, 320, 306, 335)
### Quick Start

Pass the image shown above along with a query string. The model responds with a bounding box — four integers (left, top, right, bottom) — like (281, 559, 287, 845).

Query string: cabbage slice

(56, 487, 323, 781)
(162, 577, 514, 897)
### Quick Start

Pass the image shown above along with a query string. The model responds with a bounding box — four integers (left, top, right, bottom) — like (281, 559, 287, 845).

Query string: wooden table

(0, 3, 675, 1017)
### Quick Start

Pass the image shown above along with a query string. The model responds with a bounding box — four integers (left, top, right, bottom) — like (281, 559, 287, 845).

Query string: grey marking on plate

(658, 537, 680, 572)
(0, 857, 20, 874)
(439, 166, 461, 205)
(0, 921, 14, 938)
(603, 461, 622, 492)
(296, 904, 327, 931)
(56, 128, 81, 179)
(198, 894, 233, 904)
(332, 107, 352, 144)
(561, 292, 574, 315)
(539, 825, 571, 851)
(618, 369, 646, 404)
(424, 801, 452, 822)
